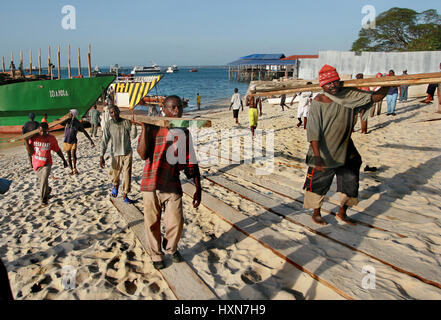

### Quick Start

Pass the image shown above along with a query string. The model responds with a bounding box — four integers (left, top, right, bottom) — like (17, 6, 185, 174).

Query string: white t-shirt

(298, 91, 312, 109)
(231, 93, 242, 110)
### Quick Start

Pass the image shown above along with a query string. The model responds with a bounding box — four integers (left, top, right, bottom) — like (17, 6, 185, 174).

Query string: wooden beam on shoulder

(252, 72, 441, 97)
(118, 110, 212, 128)
(8, 113, 70, 142)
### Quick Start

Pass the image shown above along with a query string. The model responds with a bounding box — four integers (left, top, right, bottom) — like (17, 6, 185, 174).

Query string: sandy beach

(1, 94, 441, 300)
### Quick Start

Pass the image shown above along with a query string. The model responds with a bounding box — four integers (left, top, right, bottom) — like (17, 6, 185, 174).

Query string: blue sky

(0, 0, 440, 66)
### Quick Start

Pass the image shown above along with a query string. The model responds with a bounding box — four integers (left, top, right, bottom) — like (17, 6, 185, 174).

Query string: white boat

(131, 64, 161, 75)
(166, 65, 179, 73)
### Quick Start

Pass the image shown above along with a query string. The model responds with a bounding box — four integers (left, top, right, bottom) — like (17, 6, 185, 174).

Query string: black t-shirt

(64, 118, 84, 144)
(22, 120, 40, 135)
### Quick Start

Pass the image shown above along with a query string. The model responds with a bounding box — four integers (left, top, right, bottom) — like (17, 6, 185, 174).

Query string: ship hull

(0, 76, 115, 133)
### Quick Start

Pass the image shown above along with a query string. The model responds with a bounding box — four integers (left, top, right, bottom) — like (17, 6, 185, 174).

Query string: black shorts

(303, 141, 362, 197)
(233, 109, 239, 118)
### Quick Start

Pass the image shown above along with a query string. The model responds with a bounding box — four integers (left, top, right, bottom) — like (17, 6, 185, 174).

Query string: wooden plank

(109, 197, 219, 300)
(222, 165, 437, 234)
(252, 72, 441, 97)
(7, 113, 70, 142)
(119, 110, 212, 128)
(182, 182, 441, 299)
(205, 174, 441, 289)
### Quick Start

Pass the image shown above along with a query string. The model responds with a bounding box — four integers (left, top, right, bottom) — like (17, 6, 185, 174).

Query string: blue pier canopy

(227, 53, 297, 66)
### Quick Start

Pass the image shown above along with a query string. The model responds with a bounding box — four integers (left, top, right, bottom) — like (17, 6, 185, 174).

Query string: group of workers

(18, 64, 441, 282)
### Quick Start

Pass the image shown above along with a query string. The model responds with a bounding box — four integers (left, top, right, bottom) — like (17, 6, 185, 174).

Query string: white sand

(0, 94, 441, 300)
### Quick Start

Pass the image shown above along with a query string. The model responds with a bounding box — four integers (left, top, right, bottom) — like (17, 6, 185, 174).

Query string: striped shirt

(140, 127, 198, 194)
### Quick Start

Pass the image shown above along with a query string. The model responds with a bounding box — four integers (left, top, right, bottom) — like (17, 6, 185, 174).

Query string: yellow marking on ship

(129, 83, 140, 107)
(133, 82, 146, 107)
(127, 83, 135, 99)
(114, 75, 163, 109)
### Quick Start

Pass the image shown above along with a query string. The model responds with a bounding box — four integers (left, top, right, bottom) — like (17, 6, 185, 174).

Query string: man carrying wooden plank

(100, 104, 135, 203)
(245, 85, 262, 137)
(137, 95, 202, 270)
(303, 65, 390, 226)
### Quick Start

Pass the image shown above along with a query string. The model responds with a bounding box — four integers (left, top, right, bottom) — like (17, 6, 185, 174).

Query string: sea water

(49, 66, 251, 110)
(0, 66, 250, 145)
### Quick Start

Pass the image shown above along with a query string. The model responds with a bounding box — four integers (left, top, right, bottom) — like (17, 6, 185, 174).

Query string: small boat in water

(166, 65, 179, 73)
(131, 64, 161, 75)
(189, 68, 198, 72)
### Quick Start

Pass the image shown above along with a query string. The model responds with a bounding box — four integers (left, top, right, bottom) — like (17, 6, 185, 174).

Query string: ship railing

(114, 75, 160, 83)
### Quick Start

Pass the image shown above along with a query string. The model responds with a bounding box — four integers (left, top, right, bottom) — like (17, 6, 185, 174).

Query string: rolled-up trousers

(142, 191, 183, 262)
(109, 152, 132, 194)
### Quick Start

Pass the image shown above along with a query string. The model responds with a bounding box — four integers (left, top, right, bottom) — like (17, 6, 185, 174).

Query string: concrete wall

(298, 50, 441, 80)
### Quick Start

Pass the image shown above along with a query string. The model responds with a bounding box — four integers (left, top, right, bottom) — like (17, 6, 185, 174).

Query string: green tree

(351, 7, 441, 52)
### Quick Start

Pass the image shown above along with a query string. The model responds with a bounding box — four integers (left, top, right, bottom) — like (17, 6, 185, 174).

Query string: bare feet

(336, 207, 356, 226)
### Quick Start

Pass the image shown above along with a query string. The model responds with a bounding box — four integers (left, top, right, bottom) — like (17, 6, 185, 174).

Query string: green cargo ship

(0, 75, 115, 133)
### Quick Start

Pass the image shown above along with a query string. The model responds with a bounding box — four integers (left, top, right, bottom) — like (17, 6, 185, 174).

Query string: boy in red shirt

(25, 122, 68, 206)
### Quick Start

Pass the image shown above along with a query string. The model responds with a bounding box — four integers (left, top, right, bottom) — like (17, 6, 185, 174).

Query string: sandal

(123, 196, 136, 204)
(111, 186, 119, 198)
(73, 168, 79, 175)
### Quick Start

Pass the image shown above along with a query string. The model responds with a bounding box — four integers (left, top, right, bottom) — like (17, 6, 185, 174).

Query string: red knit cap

(319, 64, 340, 87)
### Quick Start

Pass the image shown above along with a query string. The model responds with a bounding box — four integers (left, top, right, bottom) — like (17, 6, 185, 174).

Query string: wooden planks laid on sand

(119, 110, 211, 128)
(251, 72, 441, 97)
(109, 197, 219, 300)
(8, 113, 70, 142)
(203, 173, 441, 290)
(224, 163, 436, 227)
(182, 182, 441, 299)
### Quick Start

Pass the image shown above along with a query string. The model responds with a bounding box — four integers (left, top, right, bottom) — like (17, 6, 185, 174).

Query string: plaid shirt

(140, 127, 198, 194)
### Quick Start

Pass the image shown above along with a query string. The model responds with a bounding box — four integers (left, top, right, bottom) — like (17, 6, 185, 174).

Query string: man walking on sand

(22, 112, 40, 169)
(245, 85, 262, 137)
(303, 65, 390, 226)
(229, 88, 243, 126)
(89, 105, 101, 137)
(63, 109, 95, 175)
(386, 70, 398, 116)
(196, 93, 201, 110)
(291, 82, 313, 129)
(353, 73, 370, 134)
(25, 122, 68, 206)
(137, 95, 202, 270)
(279, 94, 290, 111)
(370, 72, 384, 117)
(100, 104, 135, 203)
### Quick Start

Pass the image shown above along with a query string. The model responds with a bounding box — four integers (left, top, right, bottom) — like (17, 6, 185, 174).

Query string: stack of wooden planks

(250, 72, 441, 97)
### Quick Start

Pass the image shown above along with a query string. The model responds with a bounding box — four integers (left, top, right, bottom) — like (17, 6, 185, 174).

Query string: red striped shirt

(140, 127, 197, 194)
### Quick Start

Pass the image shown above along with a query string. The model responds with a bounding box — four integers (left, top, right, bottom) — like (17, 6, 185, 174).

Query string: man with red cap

(303, 65, 390, 225)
